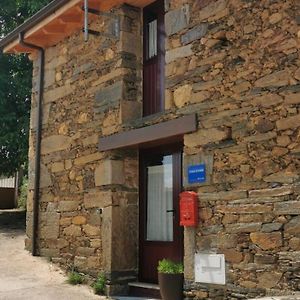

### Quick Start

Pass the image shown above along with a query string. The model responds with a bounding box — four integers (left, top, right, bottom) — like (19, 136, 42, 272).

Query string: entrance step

(113, 297, 159, 300)
(128, 282, 161, 299)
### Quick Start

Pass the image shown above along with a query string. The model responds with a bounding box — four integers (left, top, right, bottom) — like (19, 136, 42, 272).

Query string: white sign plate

(195, 253, 226, 285)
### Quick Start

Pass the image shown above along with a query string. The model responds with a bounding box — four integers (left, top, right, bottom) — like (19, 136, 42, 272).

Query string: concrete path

(251, 297, 300, 300)
(113, 297, 158, 300)
(1, 210, 300, 300)
(0, 209, 103, 300)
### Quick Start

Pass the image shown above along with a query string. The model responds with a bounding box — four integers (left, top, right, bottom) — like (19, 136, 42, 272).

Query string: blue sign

(188, 164, 206, 184)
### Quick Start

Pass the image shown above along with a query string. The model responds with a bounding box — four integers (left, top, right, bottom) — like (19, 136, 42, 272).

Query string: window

(147, 19, 157, 59)
(143, 0, 165, 116)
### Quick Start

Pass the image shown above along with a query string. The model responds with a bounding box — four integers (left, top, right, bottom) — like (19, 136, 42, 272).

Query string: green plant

(92, 273, 106, 295)
(18, 177, 28, 209)
(157, 259, 184, 274)
(67, 271, 84, 285)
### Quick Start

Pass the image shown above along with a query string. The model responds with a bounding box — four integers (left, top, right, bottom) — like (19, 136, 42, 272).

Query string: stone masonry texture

(26, 0, 300, 299)
(27, 6, 141, 293)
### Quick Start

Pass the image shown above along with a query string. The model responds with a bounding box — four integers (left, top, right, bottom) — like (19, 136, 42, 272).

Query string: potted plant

(157, 259, 184, 300)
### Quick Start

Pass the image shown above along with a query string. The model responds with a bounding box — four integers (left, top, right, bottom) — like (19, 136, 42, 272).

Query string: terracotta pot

(158, 273, 183, 300)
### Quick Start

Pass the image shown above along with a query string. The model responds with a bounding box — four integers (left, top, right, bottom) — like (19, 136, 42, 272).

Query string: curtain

(146, 162, 173, 242)
(148, 19, 157, 59)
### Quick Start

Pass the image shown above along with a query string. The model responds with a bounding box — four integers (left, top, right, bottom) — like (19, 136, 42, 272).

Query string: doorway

(139, 144, 183, 283)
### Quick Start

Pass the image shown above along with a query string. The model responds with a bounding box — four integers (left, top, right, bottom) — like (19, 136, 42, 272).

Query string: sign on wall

(187, 164, 206, 184)
(195, 253, 226, 285)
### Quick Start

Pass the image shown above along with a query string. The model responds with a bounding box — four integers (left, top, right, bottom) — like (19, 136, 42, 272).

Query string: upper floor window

(143, 0, 165, 117)
(147, 19, 157, 59)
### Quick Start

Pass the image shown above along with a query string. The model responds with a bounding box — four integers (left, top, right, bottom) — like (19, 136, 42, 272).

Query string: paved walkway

(0, 209, 103, 300)
(113, 298, 158, 300)
(1, 210, 300, 300)
(252, 297, 300, 300)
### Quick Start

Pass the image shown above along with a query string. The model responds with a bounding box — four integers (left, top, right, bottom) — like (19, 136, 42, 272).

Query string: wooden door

(139, 145, 183, 283)
(143, 0, 165, 116)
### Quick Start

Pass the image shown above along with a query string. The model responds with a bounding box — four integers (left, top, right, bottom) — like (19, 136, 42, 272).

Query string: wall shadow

(0, 209, 26, 238)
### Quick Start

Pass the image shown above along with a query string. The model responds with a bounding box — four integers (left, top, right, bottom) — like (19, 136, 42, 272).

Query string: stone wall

(161, 0, 300, 298)
(26, 5, 141, 287)
(26, 0, 300, 298)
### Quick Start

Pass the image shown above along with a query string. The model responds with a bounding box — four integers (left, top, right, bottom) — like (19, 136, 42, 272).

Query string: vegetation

(0, 0, 52, 175)
(92, 273, 106, 295)
(18, 177, 28, 209)
(67, 271, 85, 285)
(157, 259, 184, 274)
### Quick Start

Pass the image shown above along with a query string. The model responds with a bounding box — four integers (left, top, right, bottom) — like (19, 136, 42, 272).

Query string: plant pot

(158, 273, 183, 300)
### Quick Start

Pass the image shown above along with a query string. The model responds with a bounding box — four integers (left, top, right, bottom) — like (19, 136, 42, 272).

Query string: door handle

(166, 209, 175, 213)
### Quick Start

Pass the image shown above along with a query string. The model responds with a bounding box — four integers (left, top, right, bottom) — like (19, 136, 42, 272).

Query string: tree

(0, 0, 51, 175)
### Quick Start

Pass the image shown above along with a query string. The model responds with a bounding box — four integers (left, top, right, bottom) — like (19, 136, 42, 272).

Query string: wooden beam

(24, 0, 82, 39)
(58, 14, 82, 24)
(3, 0, 157, 54)
(26, 33, 55, 43)
(98, 114, 197, 152)
(11, 45, 33, 54)
(3, 40, 19, 53)
(126, 0, 156, 7)
(41, 29, 66, 39)
(25, 35, 57, 48)
(98, 0, 156, 10)
(3, 0, 82, 53)
(56, 18, 83, 33)
(99, 0, 124, 11)
(42, 23, 67, 34)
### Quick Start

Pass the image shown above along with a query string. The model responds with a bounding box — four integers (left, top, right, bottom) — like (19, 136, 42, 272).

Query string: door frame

(138, 143, 184, 283)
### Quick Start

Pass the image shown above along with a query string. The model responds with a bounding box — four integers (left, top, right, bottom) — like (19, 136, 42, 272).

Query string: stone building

(1, 0, 300, 298)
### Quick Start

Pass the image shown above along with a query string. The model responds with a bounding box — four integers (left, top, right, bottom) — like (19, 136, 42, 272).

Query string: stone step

(128, 282, 160, 290)
(127, 282, 161, 299)
(112, 297, 159, 300)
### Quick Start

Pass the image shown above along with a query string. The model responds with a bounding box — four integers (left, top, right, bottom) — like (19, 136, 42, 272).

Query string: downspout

(19, 32, 44, 256)
(84, 0, 89, 42)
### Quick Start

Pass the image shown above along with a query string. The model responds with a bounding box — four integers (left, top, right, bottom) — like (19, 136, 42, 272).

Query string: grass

(67, 271, 85, 285)
(92, 273, 106, 295)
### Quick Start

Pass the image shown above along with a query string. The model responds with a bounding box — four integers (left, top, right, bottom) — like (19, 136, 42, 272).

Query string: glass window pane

(148, 19, 157, 59)
(146, 155, 173, 242)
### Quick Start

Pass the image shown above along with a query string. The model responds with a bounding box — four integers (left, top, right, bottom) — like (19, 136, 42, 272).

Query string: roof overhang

(0, 0, 155, 54)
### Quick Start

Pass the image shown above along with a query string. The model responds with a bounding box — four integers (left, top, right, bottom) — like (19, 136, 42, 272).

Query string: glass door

(139, 145, 183, 283)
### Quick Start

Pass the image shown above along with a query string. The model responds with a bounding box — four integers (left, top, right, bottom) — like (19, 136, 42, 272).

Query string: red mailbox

(180, 191, 198, 227)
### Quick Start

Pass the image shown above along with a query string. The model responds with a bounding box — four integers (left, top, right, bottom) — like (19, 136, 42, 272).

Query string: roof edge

(0, 0, 72, 51)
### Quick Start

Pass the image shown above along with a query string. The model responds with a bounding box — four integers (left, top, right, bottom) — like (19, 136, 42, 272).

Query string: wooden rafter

(3, 0, 156, 54)
(42, 24, 66, 34)
(58, 14, 83, 24)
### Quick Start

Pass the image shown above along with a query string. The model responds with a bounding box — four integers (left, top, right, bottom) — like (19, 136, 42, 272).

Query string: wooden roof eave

(1, 0, 156, 54)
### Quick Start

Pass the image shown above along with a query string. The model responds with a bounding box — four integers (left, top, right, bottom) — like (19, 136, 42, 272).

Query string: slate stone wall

(27, 6, 142, 288)
(26, 0, 300, 298)
(162, 0, 300, 298)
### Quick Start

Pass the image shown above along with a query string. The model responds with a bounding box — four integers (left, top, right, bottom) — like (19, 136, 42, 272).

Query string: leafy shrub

(67, 271, 84, 285)
(93, 273, 106, 295)
(157, 259, 184, 274)
(18, 177, 28, 209)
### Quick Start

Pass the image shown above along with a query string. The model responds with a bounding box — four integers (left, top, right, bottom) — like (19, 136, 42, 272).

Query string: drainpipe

(19, 32, 44, 256)
(84, 0, 89, 42)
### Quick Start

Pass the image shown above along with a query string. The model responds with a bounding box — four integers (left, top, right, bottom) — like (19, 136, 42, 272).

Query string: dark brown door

(139, 144, 183, 283)
(143, 0, 165, 116)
